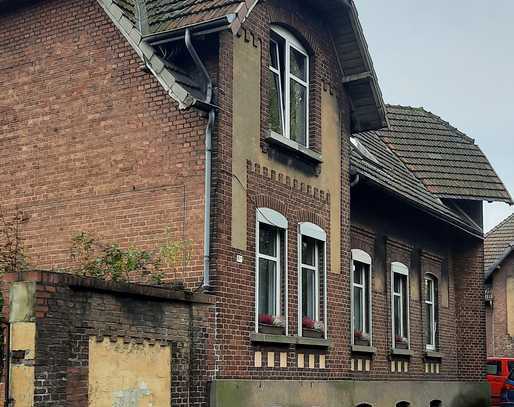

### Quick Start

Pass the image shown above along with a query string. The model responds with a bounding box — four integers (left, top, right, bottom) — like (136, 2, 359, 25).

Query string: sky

(356, 0, 514, 232)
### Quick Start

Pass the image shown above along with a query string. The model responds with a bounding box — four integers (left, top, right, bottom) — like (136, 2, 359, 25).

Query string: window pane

(289, 80, 307, 146)
(302, 236, 316, 266)
(425, 278, 433, 302)
(270, 40, 279, 69)
(426, 303, 433, 345)
(259, 224, 277, 257)
(394, 273, 401, 294)
(394, 295, 401, 337)
(259, 258, 276, 315)
(402, 276, 409, 338)
(486, 362, 500, 375)
(364, 265, 370, 334)
(354, 286, 363, 331)
(354, 262, 363, 285)
(269, 70, 284, 136)
(302, 268, 315, 319)
(290, 47, 307, 81)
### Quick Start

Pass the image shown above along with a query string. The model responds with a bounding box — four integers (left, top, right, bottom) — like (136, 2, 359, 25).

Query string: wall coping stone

(2, 271, 215, 305)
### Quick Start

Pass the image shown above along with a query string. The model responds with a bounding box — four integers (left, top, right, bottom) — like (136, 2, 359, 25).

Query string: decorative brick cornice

(247, 160, 329, 203)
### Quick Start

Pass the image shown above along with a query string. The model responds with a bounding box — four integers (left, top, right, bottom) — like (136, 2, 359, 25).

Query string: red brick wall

(350, 225, 460, 380)
(454, 240, 488, 380)
(0, 0, 207, 287)
(487, 253, 514, 357)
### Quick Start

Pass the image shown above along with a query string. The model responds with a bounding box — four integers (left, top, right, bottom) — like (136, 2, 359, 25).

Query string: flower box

(303, 328, 323, 338)
(354, 338, 370, 346)
(259, 324, 284, 336)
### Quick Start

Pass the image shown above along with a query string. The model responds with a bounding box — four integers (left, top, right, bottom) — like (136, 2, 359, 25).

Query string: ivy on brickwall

(0, 209, 28, 275)
(70, 230, 193, 284)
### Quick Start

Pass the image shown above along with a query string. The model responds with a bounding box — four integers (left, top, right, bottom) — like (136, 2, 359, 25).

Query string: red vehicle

(487, 358, 514, 406)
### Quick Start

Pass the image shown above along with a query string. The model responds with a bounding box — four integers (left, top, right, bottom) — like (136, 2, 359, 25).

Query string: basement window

(269, 25, 309, 148)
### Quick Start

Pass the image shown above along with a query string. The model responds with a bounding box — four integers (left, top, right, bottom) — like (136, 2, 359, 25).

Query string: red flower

(259, 314, 273, 325)
(302, 317, 316, 329)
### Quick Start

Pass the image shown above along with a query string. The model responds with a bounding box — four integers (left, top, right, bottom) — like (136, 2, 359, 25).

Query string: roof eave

(485, 245, 514, 282)
(434, 193, 514, 205)
(352, 167, 484, 240)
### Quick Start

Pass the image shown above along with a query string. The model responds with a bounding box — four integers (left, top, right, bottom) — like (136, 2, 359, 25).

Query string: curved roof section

(378, 105, 512, 204)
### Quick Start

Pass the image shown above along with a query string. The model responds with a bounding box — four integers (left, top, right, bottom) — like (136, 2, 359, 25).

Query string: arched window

(391, 262, 410, 349)
(298, 222, 327, 339)
(269, 25, 310, 147)
(351, 249, 372, 346)
(256, 208, 288, 335)
(356, 404, 373, 407)
(396, 402, 411, 407)
(430, 401, 442, 407)
(424, 274, 439, 351)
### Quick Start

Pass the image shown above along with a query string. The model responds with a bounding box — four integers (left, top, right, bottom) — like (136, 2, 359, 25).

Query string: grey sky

(356, 0, 514, 232)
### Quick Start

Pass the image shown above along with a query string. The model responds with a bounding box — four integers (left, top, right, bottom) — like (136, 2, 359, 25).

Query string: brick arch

(253, 194, 288, 217)
(296, 210, 327, 231)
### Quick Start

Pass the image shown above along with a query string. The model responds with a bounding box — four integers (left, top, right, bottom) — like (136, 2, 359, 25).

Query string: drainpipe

(184, 29, 214, 291)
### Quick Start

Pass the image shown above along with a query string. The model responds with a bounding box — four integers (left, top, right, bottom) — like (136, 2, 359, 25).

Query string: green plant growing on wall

(0, 209, 28, 275)
(70, 229, 193, 285)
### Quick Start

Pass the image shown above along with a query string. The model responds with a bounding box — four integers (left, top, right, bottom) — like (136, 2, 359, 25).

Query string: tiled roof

(377, 105, 512, 204)
(351, 132, 483, 237)
(146, 0, 242, 33)
(484, 214, 514, 272)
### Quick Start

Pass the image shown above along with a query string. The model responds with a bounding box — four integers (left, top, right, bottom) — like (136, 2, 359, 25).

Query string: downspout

(185, 29, 215, 291)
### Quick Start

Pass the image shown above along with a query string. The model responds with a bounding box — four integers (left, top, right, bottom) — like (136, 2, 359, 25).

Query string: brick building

(0, 0, 511, 406)
(485, 214, 514, 357)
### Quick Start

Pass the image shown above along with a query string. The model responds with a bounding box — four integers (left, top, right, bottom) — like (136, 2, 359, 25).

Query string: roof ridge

(485, 213, 514, 238)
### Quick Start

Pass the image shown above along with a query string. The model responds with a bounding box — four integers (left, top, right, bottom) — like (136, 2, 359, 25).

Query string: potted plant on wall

(259, 314, 285, 335)
(302, 317, 324, 338)
(353, 330, 370, 346)
(395, 335, 409, 349)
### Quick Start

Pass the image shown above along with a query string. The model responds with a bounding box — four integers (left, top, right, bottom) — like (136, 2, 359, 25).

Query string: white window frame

(425, 274, 437, 351)
(391, 262, 410, 349)
(255, 208, 288, 334)
(351, 249, 373, 346)
(270, 25, 310, 147)
(298, 222, 327, 339)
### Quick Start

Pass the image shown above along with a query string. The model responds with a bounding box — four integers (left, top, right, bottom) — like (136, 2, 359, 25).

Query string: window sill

(351, 345, 376, 355)
(424, 351, 443, 360)
(265, 132, 323, 164)
(390, 348, 414, 357)
(250, 333, 330, 348)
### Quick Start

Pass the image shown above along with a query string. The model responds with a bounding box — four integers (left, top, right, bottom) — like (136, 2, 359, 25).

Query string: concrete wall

(211, 379, 490, 407)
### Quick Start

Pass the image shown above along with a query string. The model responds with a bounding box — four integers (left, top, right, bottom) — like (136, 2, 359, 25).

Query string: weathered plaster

(9, 281, 36, 322)
(508, 276, 514, 336)
(11, 322, 36, 360)
(88, 337, 171, 407)
(11, 365, 34, 407)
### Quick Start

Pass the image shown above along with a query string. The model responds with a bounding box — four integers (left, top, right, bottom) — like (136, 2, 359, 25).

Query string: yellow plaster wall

(231, 34, 342, 273)
(11, 322, 36, 360)
(507, 276, 514, 336)
(11, 365, 34, 407)
(88, 337, 171, 407)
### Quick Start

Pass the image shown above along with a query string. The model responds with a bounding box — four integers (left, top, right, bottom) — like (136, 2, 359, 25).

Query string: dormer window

(269, 26, 309, 147)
